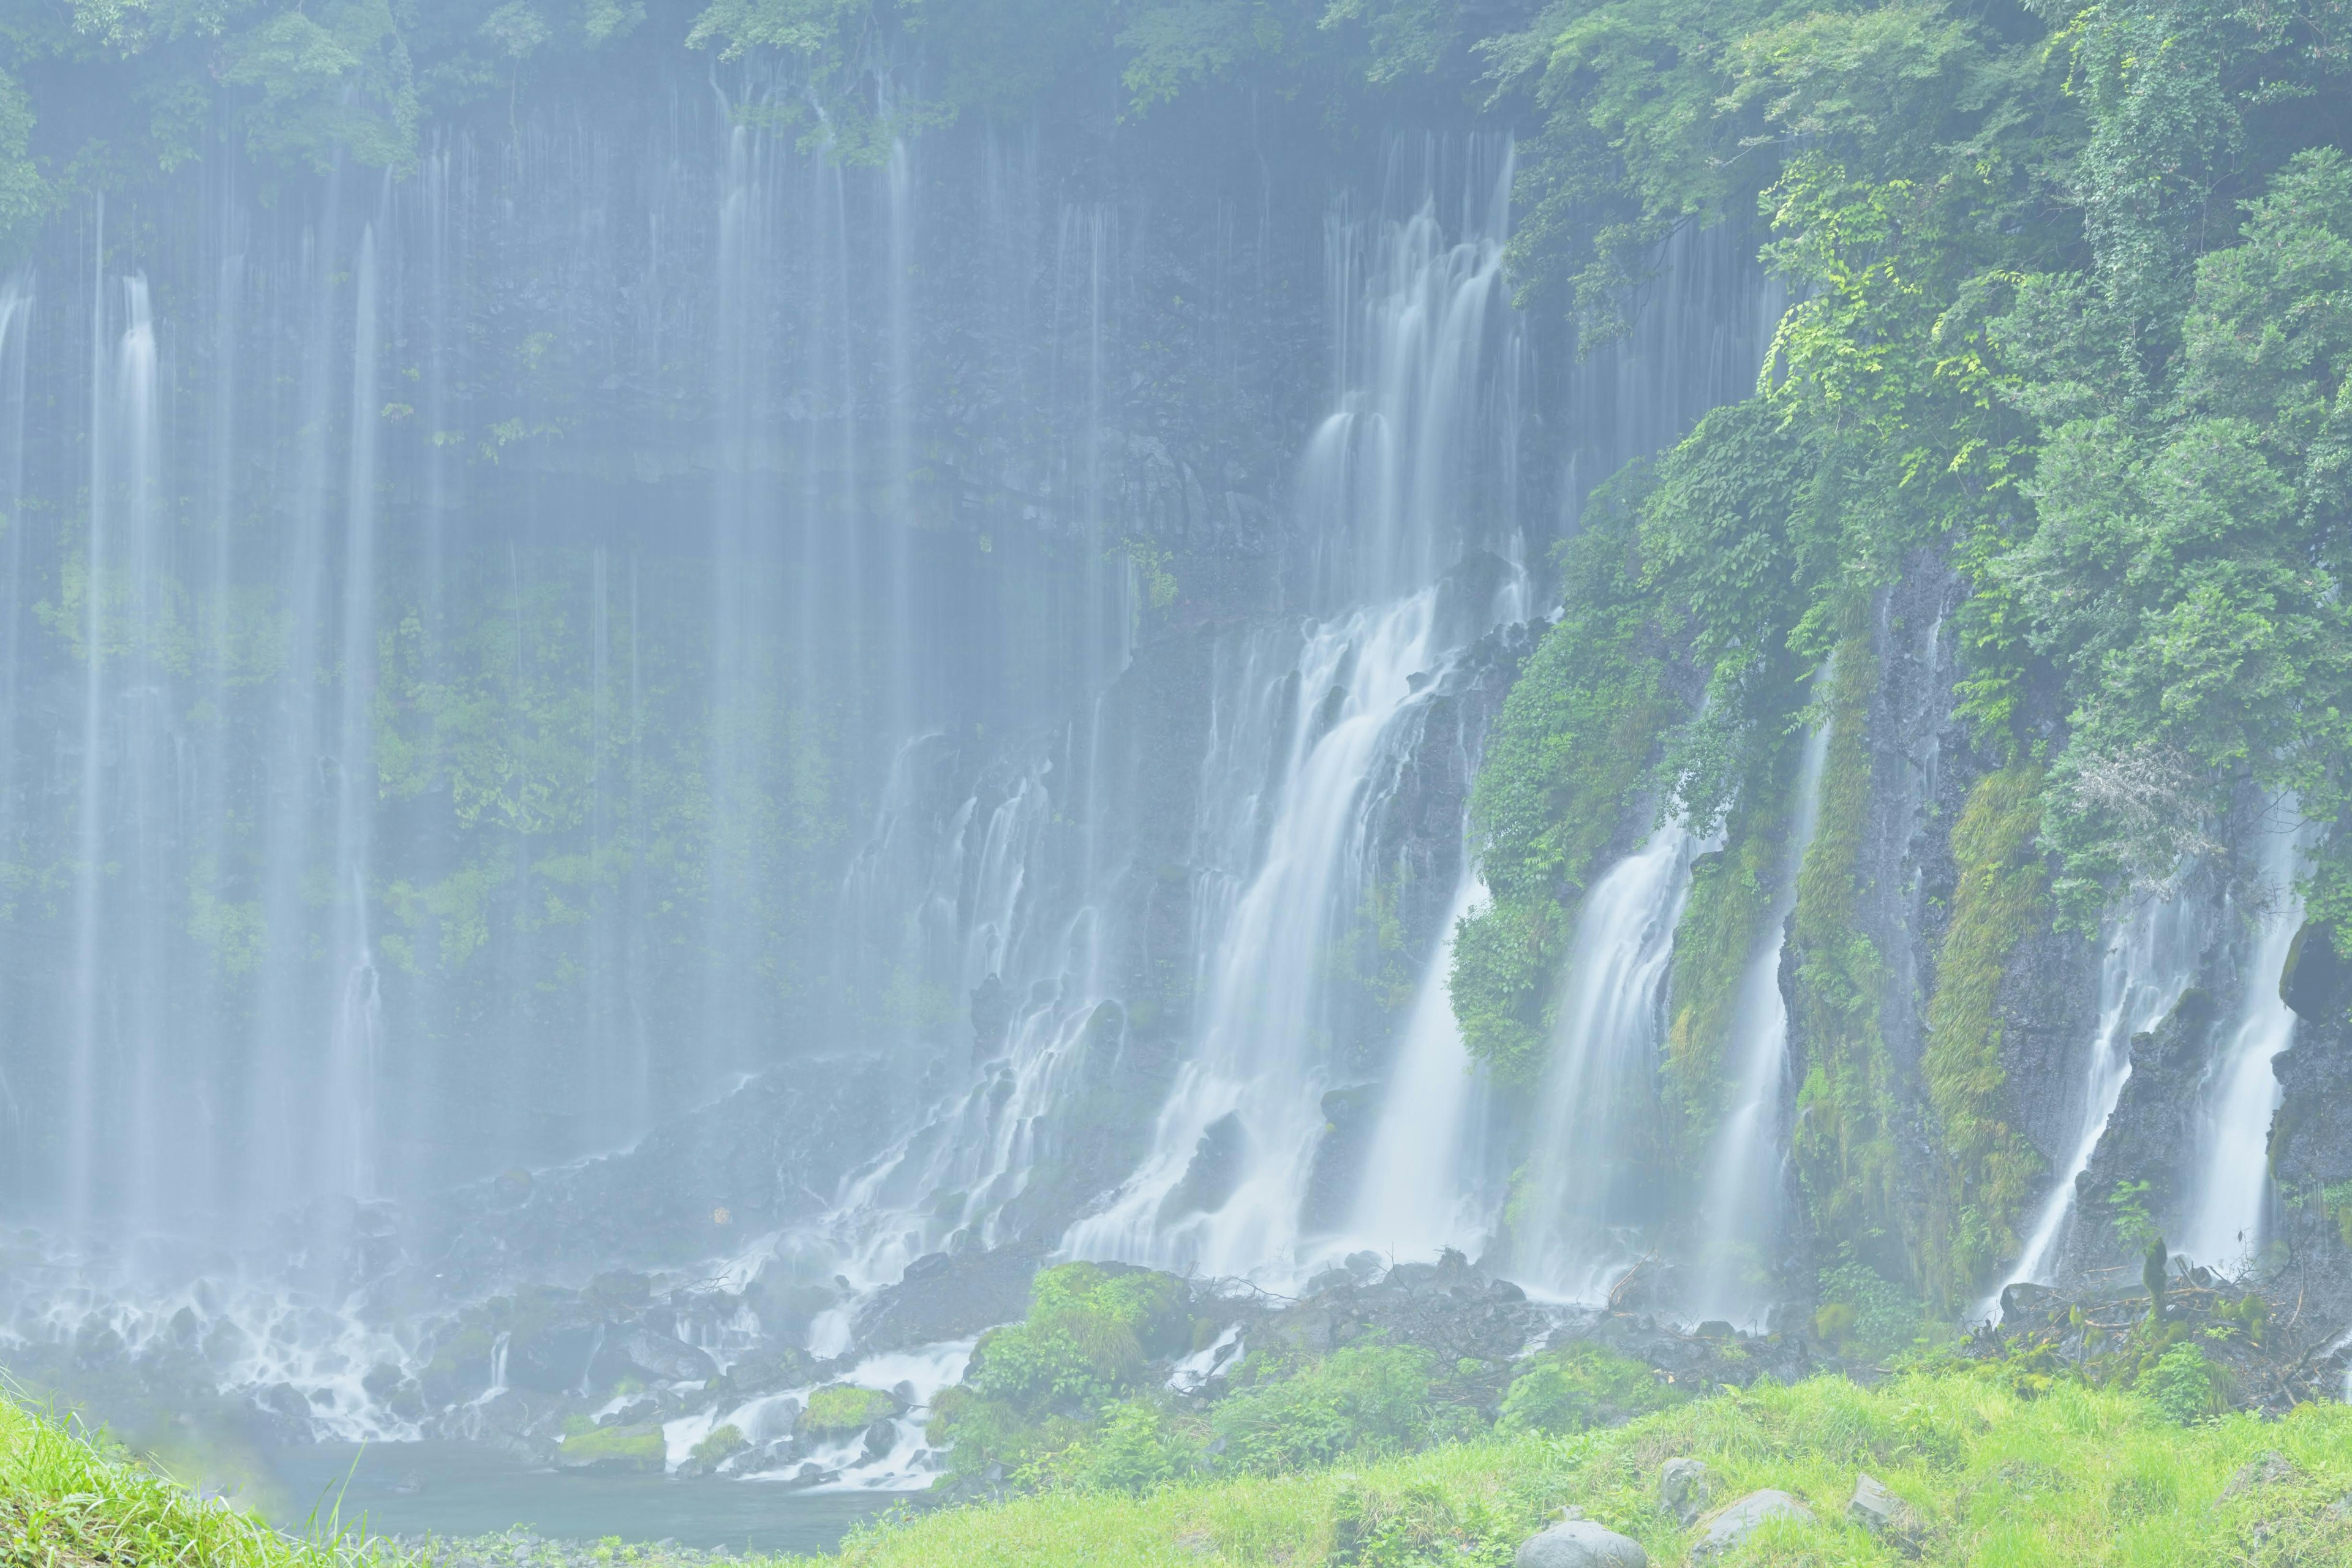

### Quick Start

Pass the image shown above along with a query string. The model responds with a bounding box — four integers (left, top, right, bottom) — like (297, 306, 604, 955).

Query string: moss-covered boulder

(554, 1421, 666, 1472)
(800, 1384, 900, 1439)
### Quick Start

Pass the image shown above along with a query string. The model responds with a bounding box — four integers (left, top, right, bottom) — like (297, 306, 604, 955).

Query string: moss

(801, 1385, 898, 1438)
(557, 1422, 665, 1471)
(690, 1423, 748, 1466)
(1452, 481, 1681, 1087)
(1923, 764, 2051, 1308)
(1790, 628, 1909, 1283)
(1661, 788, 1786, 1168)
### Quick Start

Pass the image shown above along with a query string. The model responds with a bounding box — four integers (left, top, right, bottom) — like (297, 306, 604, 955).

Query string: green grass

(797, 1370, 2352, 1567)
(0, 1382, 409, 1568)
(12, 1366, 2352, 1567)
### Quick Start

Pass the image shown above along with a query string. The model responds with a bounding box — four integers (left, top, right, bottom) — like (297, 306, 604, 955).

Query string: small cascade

(1994, 883, 2207, 1301)
(1514, 825, 1705, 1300)
(1690, 718, 1833, 1324)
(2178, 815, 2307, 1271)
(1065, 595, 1450, 1280)
(1340, 868, 1495, 1262)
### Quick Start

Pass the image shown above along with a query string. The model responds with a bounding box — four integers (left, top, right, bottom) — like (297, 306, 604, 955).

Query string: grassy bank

(11, 1368, 2352, 1566)
(802, 1370, 2352, 1567)
(0, 1385, 398, 1568)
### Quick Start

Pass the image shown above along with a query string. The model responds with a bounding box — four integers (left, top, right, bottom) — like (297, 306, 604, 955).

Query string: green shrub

(1496, 1342, 1685, 1434)
(961, 1264, 1189, 1417)
(1210, 1344, 1440, 1476)
(802, 1385, 897, 1438)
(1020, 1398, 1202, 1496)
(1816, 1256, 1923, 1360)
(2140, 1343, 2228, 1425)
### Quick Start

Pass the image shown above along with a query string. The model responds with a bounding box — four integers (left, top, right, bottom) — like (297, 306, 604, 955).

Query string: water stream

(1514, 824, 1706, 1300)
(1691, 718, 1832, 1325)
(2178, 814, 2307, 1272)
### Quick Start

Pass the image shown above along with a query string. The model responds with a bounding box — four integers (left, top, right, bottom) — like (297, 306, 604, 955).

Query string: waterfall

(1060, 144, 1525, 1281)
(1342, 868, 1493, 1261)
(2177, 815, 2307, 1271)
(1691, 718, 1832, 1324)
(1065, 595, 1453, 1279)
(1514, 824, 1705, 1300)
(1992, 882, 2207, 1302)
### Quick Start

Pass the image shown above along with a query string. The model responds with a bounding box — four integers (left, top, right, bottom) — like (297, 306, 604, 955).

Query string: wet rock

(1659, 1458, 1714, 1525)
(2284, 923, 2349, 1023)
(1999, 1282, 2065, 1330)
(553, 1420, 666, 1473)
(1847, 1474, 1927, 1552)
(861, 1417, 899, 1461)
(851, 1245, 1041, 1354)
(1513, 1519, 1648, 1568)
(1161, 1111, 1248, 1221)
(591, 1326, 717, 1389)
(1693, 1490, 1816, 1561)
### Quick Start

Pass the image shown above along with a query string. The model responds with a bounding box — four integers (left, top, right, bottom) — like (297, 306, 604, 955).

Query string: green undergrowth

(0, 1383, 404, 1568)
(804, 1369, 2352, 1567)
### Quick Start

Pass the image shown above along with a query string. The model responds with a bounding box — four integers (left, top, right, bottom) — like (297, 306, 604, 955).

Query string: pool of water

(254, 1442, 911, 1554)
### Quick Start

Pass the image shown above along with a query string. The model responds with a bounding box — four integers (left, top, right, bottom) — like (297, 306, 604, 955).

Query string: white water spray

(2177, 815, 2305, 1272)
(1691, 718, 1831, 1324)
(1515, 824, 1705, 1300)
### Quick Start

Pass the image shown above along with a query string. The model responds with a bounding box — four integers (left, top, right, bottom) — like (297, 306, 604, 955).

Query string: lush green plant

(1494, 1341, 1685, 1434)
(1207, 1343, 1444, 1475)
(0, 1385, 412, 1567)
(2139, 1342, 2228, 1425)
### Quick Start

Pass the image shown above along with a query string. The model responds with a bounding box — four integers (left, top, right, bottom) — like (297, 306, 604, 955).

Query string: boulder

(1659, 1458, 1715, 1525)
(1847, 1473, 1928, 1551)
(2221, 1451, 2300, 1499)
(1513, 1520, 1648, 1568)
(1693, 1490, 1815, 1561)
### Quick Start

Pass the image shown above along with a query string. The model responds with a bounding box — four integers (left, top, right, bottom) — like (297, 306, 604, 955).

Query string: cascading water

(1066, 594, 1458, 1279)
(1993, 882, 2208, 1300)
(1063, 143, 1526, 1282)
(1513, 824, 1705, 1300)
(1342, 869, 1494, 1261)
(1691, 717, 1832, 1325)
(2178, 815, 2307, 1271)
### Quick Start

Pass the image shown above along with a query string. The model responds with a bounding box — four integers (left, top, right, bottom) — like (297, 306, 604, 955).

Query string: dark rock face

(418, 1063, 893, 1295)
(2065, 990, 2224, 1276)
(2266, 961, 2352, 1332)
(851, 1246, 1043, 1354)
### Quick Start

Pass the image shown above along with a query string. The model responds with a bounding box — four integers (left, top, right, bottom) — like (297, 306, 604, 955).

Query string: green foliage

(801, 1385, 897, 1437)
(0, 1386, 405, 1567)
(2110, 1181, 2163, 1255)
(1922, 765, 2049, 1307)
(1451, 481, 1676, 1085)
(1814, 1253, 1923, 1360)
(1207, 1343, 1441, 1475)
(2139, 1342, 2227, 1425)
(962, 1264, 1189, 1417)
(1789, 632, 1906, 1283)
(810, 1368, 2352, 1568)
(1494, 1341, 1684, 1434)
(1017, 1397, 1200, 1495)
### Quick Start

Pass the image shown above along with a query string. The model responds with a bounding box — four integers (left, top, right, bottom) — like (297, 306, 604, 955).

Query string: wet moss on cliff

(1790, 629, 1906, 1283)
(1450, 484, 1678, 1088)
(1923, 764, 2050, 1310)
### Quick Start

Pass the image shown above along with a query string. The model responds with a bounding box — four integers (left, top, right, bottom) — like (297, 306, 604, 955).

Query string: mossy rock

(801, 1384, 899, 1438)
(555, 1421, 666, 1472)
